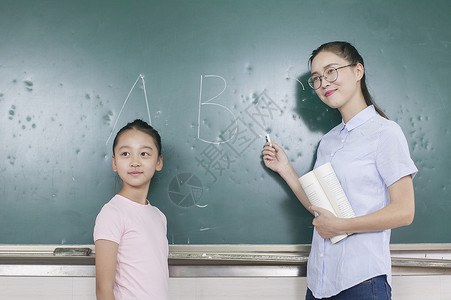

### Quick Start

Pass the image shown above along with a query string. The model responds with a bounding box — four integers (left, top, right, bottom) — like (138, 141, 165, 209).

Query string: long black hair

(309, 41, 388, 119)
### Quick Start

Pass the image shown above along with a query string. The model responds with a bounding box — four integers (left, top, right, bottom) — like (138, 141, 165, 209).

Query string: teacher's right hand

(262, 141, 290, 174)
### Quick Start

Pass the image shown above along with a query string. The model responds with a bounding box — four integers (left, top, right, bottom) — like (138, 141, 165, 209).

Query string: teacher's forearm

(279, 164, 313, 215)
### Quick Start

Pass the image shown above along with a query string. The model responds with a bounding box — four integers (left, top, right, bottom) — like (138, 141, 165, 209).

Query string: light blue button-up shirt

(307, 105, 418, 298)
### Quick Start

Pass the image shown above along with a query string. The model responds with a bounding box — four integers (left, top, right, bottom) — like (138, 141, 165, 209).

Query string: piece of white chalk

(265, 134, 272, 147)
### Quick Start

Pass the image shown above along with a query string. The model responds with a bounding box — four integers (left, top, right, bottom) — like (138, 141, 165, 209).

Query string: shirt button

(341, 139, 345, 143)
(320, 253, 324, 257)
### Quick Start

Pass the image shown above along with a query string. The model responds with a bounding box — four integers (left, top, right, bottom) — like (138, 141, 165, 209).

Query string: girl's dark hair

(308, 41, 388, 119)
(112, 119, 162, 156)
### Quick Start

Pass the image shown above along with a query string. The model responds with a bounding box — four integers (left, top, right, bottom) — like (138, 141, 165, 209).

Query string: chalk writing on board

(167, 172, 205, 208)
(195, 90, 280, 183)
(106, 74, 151, 145)
(286, 75, 306, 91)
(220, 117, 260, 156)
(197, 75, 237, 144)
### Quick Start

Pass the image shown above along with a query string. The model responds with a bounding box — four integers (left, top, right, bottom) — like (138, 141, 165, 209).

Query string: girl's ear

(355, 63, 364, 81)
(156, 155, 163, 172)
(112, 155, 118, 172)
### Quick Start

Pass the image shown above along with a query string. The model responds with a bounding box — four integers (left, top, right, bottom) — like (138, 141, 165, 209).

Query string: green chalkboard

(0, 0, 450, 245)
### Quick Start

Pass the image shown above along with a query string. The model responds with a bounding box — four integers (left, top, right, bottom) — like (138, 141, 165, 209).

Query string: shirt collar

(340, 105, 377, 132)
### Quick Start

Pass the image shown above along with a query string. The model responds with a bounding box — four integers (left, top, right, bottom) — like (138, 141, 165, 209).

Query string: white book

(298, 162, 356, 244)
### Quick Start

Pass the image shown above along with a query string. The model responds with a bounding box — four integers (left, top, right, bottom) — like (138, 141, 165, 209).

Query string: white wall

(2, 245, 451, 299)
(1, 275, 451, 300)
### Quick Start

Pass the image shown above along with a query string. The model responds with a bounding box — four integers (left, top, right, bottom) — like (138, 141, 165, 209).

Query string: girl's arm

(95, 239, 119, 300)
(312, 175, 415, 238)
(262, 142, 315, 215)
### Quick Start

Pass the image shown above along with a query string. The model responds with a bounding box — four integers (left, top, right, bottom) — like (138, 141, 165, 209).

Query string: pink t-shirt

(94, 194, 169, 300)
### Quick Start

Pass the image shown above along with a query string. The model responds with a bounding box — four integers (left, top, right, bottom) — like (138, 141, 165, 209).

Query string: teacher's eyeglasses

(307, 63, 357, 90)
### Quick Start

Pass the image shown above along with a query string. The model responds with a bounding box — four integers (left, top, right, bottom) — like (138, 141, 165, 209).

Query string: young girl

(263, 41, 417, 299)
(94, 119, 168, 300)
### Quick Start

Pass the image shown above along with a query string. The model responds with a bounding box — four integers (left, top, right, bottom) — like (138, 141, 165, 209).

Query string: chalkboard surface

(1, 0, 450, 245)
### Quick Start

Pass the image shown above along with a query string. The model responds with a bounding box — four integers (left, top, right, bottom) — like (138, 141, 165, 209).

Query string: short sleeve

(376, 121, 418, 187)
(156, 208, 168, 234)
(93, 204, 123, 244)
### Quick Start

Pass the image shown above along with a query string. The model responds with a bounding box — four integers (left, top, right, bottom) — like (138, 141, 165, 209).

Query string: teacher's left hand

(310, 206, 344, 239)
